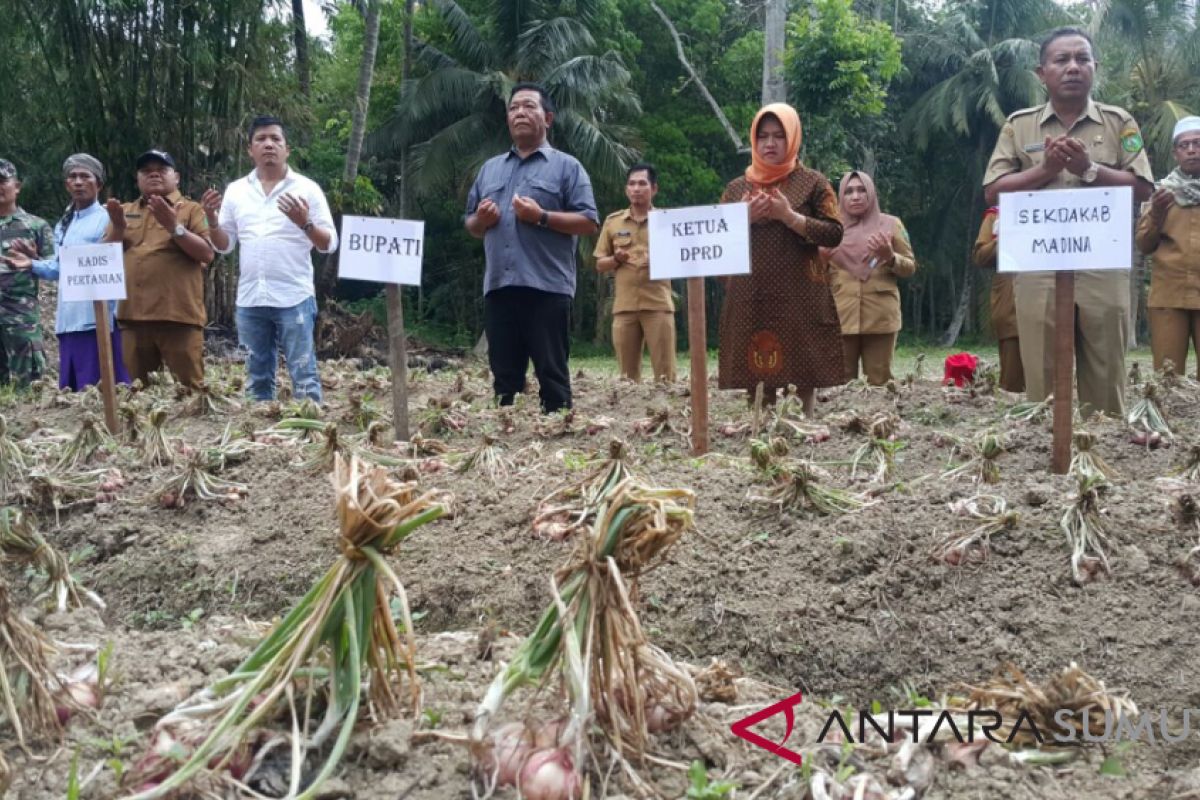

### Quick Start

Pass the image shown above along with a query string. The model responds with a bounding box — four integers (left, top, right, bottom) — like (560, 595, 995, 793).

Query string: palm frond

(429, 0, 495, 70)
(544, 52, 637, 113)
(515, 16, 596, 76)
(550, 110, 639, 188)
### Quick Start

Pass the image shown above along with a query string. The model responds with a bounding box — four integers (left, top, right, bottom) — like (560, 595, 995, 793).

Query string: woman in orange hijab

(823, 170, 917, 385)
(718, 103, 844, 415)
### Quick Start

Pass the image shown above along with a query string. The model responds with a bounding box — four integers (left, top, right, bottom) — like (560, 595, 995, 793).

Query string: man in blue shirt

(5, 154, 130, 390)
(465, 82, 599, 412)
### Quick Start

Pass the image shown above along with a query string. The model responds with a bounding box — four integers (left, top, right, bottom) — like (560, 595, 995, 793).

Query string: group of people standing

(596, 104, 920, 413)
(5, 28, 1198, 424)
(975, 26, 1200, 417)
(463, 84, 921, 418)
(0, 116, 337, 402)
(483, 27, 1200, 425)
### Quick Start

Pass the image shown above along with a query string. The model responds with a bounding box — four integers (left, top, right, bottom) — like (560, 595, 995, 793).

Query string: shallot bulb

(478, 722, 534, 787)
(55, 663, 101, 723)
(519, 747, 582, 800)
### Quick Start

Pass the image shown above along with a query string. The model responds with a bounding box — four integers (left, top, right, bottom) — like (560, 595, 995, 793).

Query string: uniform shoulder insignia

(1095, 102, 1132, 119)
(1007, 106, 1040, 121)
(1001, 122, 1015, 138)
(605, 210, 624, 220)
(1119, 125, 1144, 153)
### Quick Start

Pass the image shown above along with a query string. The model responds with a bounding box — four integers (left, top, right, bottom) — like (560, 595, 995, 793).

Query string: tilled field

(4, 349, 1200, 800)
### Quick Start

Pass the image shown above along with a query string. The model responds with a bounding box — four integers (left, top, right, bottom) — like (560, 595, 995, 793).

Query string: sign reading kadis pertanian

(648, 203, 751, 280)
(59, 242, 126, 303)
(339, 215, 425, 286)
(997, 186, 1133, 273)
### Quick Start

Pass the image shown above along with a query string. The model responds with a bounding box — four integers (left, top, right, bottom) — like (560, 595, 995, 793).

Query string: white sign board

(997, 186, 1133, 273)
(60, 243, 126, 302)
(649, 203, 751, 280)
(339, 215, 425, 285)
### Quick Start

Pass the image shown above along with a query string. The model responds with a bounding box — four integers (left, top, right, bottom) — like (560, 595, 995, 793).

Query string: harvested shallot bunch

(933, 495, 1018, 566)
(1060, 474, 1113, 584)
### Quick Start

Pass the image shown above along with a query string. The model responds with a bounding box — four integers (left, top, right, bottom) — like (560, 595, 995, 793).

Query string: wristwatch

(1081, 162, 1099, 184)
(172, 223, 187, 238)
(537, 211, 550, 228)
(302, 220, 315, 233)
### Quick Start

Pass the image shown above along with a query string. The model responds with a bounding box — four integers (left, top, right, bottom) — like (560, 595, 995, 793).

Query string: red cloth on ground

(944, 352, 979, 387)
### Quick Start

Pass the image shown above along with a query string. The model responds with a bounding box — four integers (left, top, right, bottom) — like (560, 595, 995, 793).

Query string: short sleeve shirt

(593, 208, 674, 313)
(465, 143, 598, 297)
(112, 191, 211, 326)
(983, 100, 1154, 190)
(0, 208, 55, 324)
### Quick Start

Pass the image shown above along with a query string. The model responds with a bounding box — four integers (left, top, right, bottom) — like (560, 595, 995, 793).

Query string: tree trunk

(344, 0, 381, 186)
(318, 0, 382, 303)
(941, 270, 973, 347)
(649, 1, 748, 153)
(762, 0, 787, 104)
(292, 0, 311, 98)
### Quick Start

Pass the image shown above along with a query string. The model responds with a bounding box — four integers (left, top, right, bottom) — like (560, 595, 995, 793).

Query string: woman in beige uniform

(824, 171, 916, 384)
(972, 207, 1025, 391)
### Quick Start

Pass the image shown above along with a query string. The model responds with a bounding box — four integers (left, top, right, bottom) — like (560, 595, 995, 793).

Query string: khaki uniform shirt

(828, 222, 916, 335)
(593, 208, 674, 314)
(1136, 202, 1200, 309)
(972, 211, 1019, 340)
(983, 100, 1153, 192)
(111, 191, 211, 327)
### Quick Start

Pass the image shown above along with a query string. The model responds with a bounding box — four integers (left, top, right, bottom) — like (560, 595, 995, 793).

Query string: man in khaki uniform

(1136, 116, 1200, 376)
(972, 208, 1025, 392)
(983, 27, 1153, 416)
(594, 163, 676, 382)
(106, 150, 214, 387)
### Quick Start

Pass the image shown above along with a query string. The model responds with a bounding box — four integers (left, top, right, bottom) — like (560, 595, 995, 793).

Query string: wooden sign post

(997, 186, 1133, 474)
(649, 203, 751, 456)
(686, 278, 708, 455)
(60, 242, 125, 434)
(92, 302, 119, 433)
(1052, 272, 1075, 473)
(339, 215, 425, 442)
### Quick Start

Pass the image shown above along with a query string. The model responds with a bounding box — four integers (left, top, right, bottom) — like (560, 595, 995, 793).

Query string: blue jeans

(236, 297, 322, 402)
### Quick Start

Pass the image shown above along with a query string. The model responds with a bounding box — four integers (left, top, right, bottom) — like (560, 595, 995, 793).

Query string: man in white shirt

(202, 115, 337, 402)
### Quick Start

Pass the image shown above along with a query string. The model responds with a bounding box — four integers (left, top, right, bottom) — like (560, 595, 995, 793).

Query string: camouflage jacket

(0, 207, 55, 324)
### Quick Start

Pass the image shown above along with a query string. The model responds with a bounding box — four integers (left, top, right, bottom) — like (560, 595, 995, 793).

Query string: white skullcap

(1173, 117, 1200, 143)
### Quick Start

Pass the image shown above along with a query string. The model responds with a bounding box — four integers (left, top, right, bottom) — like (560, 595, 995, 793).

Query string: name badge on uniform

(1022, 143, 1046, 153)
(614, 231, 633, 243)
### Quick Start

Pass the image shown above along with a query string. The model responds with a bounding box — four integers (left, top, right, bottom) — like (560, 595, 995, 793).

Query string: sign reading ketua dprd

(648, 203, 751, 280)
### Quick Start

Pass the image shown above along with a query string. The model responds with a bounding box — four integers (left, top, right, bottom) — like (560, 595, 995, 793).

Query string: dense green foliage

(4, 0, 1198, 348)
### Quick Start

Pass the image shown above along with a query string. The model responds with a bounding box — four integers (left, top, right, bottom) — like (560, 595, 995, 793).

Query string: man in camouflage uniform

(0, 159, 54, 387)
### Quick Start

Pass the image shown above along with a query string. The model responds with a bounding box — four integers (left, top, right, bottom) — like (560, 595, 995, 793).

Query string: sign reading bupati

(340, 215, 424, 285)
(997, 186, 1133, 272)
(649, 203, 751, 280)
(60, 243, 126, 302)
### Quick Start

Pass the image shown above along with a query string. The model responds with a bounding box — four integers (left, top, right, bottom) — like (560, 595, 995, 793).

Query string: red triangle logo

(730, 692, 804, 766)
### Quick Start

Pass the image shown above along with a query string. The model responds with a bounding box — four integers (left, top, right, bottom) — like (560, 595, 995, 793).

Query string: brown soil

(5, 353, 1200, 799)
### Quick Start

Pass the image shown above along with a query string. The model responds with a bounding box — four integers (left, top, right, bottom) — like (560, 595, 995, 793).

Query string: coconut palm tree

(365, 0, 640, 197)
(1091, 0, 1200, 173)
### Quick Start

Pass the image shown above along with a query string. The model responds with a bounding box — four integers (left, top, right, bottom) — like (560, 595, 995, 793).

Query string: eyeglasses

(1176, 139, 1200, 152)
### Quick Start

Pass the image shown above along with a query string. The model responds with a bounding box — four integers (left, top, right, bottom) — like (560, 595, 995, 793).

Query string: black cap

(135, 149, 176, 170)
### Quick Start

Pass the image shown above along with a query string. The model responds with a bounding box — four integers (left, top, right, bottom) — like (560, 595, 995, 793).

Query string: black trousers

(484, 286, 572, 412)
